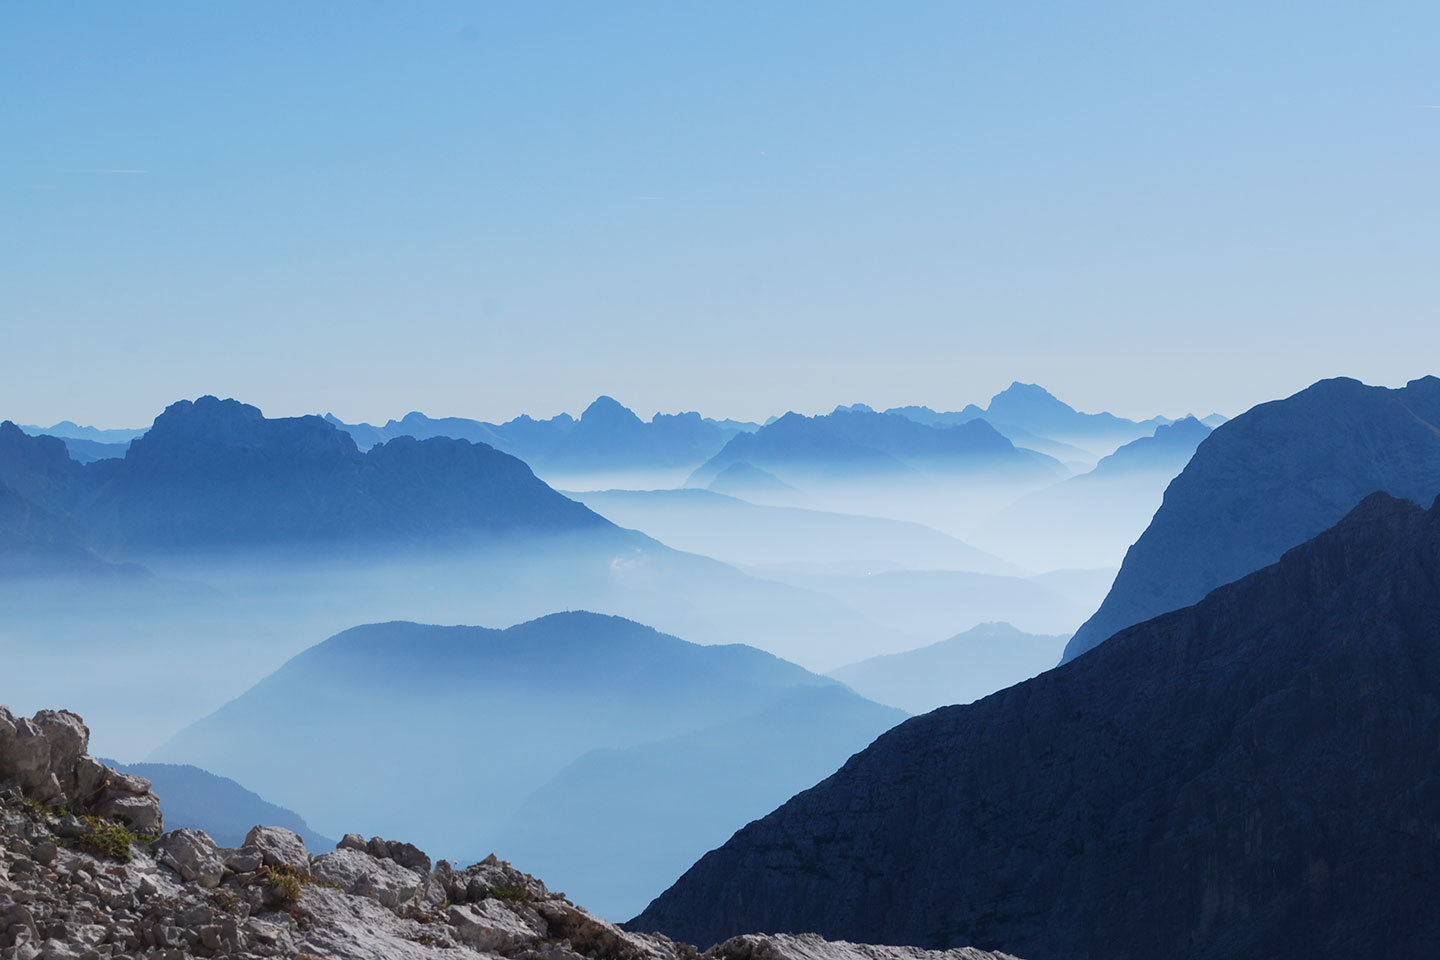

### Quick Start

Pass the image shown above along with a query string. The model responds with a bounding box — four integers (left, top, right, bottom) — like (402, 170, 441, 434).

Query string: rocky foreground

(0, 706, 1020, 960)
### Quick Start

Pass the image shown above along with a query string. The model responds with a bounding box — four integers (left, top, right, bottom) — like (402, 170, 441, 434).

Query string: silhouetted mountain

(571, 489, 1016, 576)
(829, 622, 1068, 714)
(689, 410, 1065, 487)
(1200, 413, 1228, 428)
(55, 436, 130, 463)
(1062, 375, 1440, 662)
(0, 421, 82, 513)
(633, 492, 1440, 959)
(19, 420, 147, 443)
(972, 417, 1213, 570)
(326, 397, 758, 477)
(499, 683, 903, 919)
(105, 760, 334, 851)
(886, 384, 1172, 460)
(153, 612, 903, 917)
(707, 461, 797, 498)
(66, 397, 606, 554)
(0, 479, 114, 576)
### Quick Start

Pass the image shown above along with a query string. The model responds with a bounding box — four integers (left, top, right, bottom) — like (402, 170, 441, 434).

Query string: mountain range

(326, 396, 758, 482)
(150, 612, 904, 918)
(633, 491, 1440, 959)
(1062, 375, 1440, 662)
(687, 408, 1067, 489)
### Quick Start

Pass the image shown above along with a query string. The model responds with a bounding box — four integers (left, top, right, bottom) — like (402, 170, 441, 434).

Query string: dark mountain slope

(632, 492, 1440, 960)
(1062, 375, 1440, 661)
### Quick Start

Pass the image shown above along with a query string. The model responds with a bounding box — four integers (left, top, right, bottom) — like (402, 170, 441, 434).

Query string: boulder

(244, 825, 310, 873)
(311, 848, 423, 912)
(153, 829, 225, 888)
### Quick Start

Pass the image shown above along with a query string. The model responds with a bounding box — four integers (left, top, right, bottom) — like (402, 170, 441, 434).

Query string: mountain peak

(580, 396, 644, 426)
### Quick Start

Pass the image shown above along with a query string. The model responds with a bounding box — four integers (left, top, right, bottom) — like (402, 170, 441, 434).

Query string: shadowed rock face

(1062, 375, 1440, 662)
(631, 492, 1440, 960)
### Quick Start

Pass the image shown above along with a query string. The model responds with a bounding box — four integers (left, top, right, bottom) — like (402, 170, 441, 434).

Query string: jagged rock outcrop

(632, 492, 1440, 960)
(1062, 374, 1440, 662)
(1, 705, 1017, 960)
(0, 709, 161, 835)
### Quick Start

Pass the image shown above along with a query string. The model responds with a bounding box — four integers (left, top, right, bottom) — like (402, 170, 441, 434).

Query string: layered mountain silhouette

(829, 622, 1069, 714)
(497, 683, 902, 919)
(2, 398, 606, 556)
(152, 611, 903, 918)
(18, 420, 147, 443)
(886, 383, 1173, 460)
(974, 416, 1213, 570)
(1062, 375, 1440, 662)
(106, 760, 334, 851)
(571, 489, 1016, 576)
(327, 397, 757, 477)
(633, 492, 1440, 959)
(688, 409, 1065, 488)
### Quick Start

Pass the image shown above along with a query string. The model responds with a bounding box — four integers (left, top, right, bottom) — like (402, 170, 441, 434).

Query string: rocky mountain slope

(632, 492, 1440, 959)
(1, 706, 1016, 960)
(1062, 375, 1440, 662)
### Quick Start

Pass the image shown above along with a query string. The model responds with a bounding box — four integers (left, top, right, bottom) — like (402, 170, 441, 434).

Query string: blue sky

(3, 2, 1437, 427)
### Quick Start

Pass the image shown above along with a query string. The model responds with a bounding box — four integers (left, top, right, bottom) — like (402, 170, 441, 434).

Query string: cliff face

(1062, 375, 1440, 662)
(632, 493, 1440, 960)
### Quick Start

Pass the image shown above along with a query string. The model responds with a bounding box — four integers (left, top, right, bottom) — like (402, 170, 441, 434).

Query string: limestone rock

(153, 828, 225, 888)
(312, 847, 424, 911)
(244, 824, 310, 873)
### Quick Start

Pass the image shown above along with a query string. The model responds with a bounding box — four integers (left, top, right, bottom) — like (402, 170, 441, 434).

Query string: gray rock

(311, 848, 423, 911)
(153, 829, 224, 888)
(222, 843, 264, 873)
(243, 824, 310, 872)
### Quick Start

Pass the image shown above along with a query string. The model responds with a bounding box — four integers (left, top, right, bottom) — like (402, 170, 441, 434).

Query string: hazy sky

(3, 2, 1437, 427)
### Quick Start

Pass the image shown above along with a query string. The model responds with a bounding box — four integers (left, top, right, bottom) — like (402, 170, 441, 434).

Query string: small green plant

(261, 862, 310, 908)
(66, 815, 145, 863)
(484, 882, 532, 901)
(210, 890, 241, 914)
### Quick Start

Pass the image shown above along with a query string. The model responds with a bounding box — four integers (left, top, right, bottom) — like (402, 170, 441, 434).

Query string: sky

(3, 1, 1438, 428)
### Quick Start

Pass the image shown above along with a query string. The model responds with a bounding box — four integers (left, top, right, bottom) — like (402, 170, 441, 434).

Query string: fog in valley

(1, 385, 1214, 918)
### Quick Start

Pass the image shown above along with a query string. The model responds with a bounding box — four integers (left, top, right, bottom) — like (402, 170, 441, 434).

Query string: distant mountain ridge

(884, 382, 1191, 460)
(152, 611, 904, 919)
(688, 409, 1066, 487)
(326, 396, 759, 475)
(971, 416, 1214, 571)
(829, 622, 1070, 714)
(1062, 375, 1440, 662)
(1, 396, 611, 557)
(633, 491, 1440, 959)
